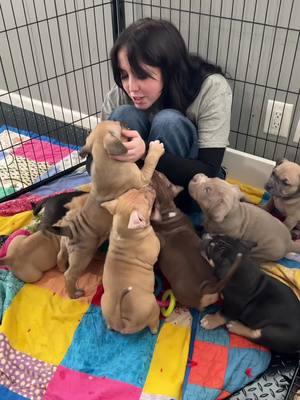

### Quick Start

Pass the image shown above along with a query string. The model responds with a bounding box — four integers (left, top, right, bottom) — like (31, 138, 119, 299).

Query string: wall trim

(223, 147, 275, 189)
(0, 90, 100, 130)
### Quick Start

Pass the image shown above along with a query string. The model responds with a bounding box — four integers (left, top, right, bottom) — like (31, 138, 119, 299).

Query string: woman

(88, 17, 232, 215)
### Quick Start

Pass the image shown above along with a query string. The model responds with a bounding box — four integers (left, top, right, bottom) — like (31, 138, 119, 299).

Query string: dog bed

(0, 167, 298, 400)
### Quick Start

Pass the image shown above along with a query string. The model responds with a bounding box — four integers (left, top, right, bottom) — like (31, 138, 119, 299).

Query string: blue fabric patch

(277, 258, 300, 269)
(195, 323, 230, 347)
(184, 383, 220, 400)
(0, 270, 24, 320)
(0, 385, 27, 399)
(61, 305, 160, 388)
(195, 307, 230, 346)
(0, 125, 79, 150)
(224, 347, 271, 393)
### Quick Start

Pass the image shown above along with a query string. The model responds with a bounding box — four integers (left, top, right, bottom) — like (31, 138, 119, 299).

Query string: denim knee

(149, 109, 198, 159)
(108, 105, 150, 139)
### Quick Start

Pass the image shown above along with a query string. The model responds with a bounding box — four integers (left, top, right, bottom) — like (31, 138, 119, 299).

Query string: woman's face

(118, 48, 163, 110)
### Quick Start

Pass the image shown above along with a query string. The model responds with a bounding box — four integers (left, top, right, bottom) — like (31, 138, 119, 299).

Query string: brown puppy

(151, 172, 219, 310)
(264, 159, 300, 230)
(188, 173, 300, 261)
(0, 231, 60, 282)
(101, 186, 160, 335)
(50, 194, 112, 299)
(49, 121, 164, 298)
(79, 120, 165, 202)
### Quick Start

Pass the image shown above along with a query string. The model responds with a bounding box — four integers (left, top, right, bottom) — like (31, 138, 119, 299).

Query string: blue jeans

(108, 105, 199, 159)
(109, 105, 205, 229)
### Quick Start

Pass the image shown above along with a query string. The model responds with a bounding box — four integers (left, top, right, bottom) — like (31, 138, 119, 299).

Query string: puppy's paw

(200, 314, 221, 330)
(149, 140, 165, 156)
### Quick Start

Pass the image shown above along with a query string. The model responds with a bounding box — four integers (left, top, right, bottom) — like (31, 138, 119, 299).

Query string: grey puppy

(264, 158, 300, 231)
(188, 173, 300, 261)
(32, 191, 86, 232)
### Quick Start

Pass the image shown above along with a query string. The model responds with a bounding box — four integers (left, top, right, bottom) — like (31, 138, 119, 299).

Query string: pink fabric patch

(0, 229, 31, 270)
(0, 194, 42, 216)
(44, 366, 142, 400)
(13, 139, 71, 164)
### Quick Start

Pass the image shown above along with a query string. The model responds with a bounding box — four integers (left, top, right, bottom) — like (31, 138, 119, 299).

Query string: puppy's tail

(119, 286, 132, 327)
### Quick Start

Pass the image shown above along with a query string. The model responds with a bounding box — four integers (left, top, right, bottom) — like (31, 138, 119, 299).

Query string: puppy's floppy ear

(101, 199, 118, 215)
(232, 185, 244, 200)
(209, 194, 234, 223)
(79, 144, 90, 158)
(128, 210, 147, 229)
(241, 240, 257, 251)
(103, 131, 128, 156)
(46, 225, 73, 238)
(275, 158, 287, 166)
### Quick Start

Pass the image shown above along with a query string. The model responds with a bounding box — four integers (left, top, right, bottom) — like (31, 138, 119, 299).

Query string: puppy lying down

(101, 186, 160, 335)
(200, 235, 300, 354)
(0, 231, 60, 282)
(188, 173, 300, 261)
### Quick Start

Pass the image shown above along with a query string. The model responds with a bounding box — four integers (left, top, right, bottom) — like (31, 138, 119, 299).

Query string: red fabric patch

(230, 333, 269, 352)
(188, 341, 228, 389)
(91, 285, 104, 306)
(217, 390, 231, 399)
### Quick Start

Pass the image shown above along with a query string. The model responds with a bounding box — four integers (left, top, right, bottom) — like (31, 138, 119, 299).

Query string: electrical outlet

(264, 100, 294, 137)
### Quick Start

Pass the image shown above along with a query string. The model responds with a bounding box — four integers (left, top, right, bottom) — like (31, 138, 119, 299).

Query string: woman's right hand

(110, 129, 146, 162)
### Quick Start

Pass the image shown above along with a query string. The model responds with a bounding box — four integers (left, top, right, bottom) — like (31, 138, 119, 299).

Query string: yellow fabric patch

(0, 284, 88, 365)
(78, 183, 91, 192)
(227, 178, 264, 205)
(143, 310, 191, 399)
(0, 211, 33, 235)
(261, 262, 300, 300)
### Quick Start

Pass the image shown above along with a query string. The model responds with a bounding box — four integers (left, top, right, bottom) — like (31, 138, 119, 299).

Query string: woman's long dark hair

(110, 18, 223, 114)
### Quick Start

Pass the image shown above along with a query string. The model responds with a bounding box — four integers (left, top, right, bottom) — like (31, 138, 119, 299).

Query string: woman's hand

(110, 129, 146, 162)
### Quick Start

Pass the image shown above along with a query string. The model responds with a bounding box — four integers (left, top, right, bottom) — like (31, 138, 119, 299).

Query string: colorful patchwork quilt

(0, 125, 81, 200)
(1, 169, 299, 400)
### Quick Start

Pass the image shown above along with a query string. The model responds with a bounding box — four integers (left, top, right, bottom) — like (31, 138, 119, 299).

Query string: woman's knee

(150, 109, 198, 158)
(108, 105, 150, 138)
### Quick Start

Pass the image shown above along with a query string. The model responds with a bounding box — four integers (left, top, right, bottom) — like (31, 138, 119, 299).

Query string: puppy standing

(101, 186, 160, 335)
(264, 159, 300, 231)
(151, 172, 219, 310)
(188, 173, 300, 261)
(79, 120, 165, 202)
(49, 121, 164, 298)
(50, 194, 112, 298)
(200, 235, 300, 354)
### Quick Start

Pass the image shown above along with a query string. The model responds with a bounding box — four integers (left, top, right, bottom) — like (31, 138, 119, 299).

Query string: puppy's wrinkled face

(102, 186, 156, 230)
(79, 120, 124, 158)
(265, 159, 300, 198)
(201, 235, 255, 278)
(188, 174, 242, 222)
(151, 171, 183, 211)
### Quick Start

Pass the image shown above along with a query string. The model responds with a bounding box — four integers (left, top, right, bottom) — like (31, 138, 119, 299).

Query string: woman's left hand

(110, 129, 146, 162)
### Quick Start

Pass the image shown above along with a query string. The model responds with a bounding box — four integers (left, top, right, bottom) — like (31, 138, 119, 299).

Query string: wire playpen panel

(0, 1, 299, 398)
